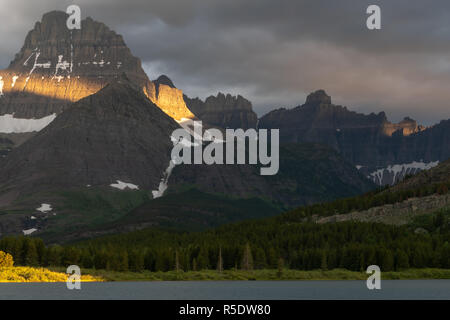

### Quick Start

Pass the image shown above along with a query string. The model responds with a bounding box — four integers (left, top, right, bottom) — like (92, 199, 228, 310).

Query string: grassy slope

(110, 188, 282, 231)
(36, 188, 151, 243)
(39, 188, 282, 243)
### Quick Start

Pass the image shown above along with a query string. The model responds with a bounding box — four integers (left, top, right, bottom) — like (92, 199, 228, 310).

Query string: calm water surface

(0, 280, 449, 300)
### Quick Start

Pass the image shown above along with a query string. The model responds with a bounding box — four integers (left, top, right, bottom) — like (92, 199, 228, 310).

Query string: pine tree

(144, 250, 155, 271)
(117, 250, 129, 272)
(396, 250, 410, 270)
(175, 250, 180, 272)
(267, 247, 277, 269)
(381, 249, 395, 271)
(277, 257, 284, 278)
(241, 243, 254, 271)
(197, 247, 210, 270)
(23, 240, 39, 266)
(217, 247, 223, 273)
(254, 247, 267, 269)
(320, 252, 328, 271)
(32, 239, 45, 266)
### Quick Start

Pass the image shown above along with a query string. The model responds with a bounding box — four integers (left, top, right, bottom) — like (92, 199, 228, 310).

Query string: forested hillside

(1, 208, 448, 273)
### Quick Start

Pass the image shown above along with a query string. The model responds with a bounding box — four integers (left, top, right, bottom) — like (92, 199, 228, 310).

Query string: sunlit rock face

(0, 11, 194, 136)
(0, 80, 180, 208)
(144, 75, 195, 121)
(0, 11, 148, 119)
(381, 117, 426, 137)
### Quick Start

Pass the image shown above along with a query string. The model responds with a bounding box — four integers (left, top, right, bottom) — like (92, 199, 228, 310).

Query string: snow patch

(53, 55, 71, 81)
(11, 76, 19, 88)
(0, 113, 57, 133)
(152, 119, 230, 199)
(23, 228, 37, 235)
(110, 180, 139, 190)
(152, 132, 191, 199)
(369, 160, 440, 185)
(152, 160, 176, 199)
(28, 52, 51, 78)
(37, 203, 52, 213)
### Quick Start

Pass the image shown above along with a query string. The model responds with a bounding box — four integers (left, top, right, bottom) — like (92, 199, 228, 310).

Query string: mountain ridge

(0, 78, 179, 208)
(259, 89, 449, 185)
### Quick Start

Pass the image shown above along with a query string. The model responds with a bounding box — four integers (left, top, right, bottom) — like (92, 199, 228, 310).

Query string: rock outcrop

(0, 11, 194, 149)
(259, 90, 449, 185)
(315, 193, 450, 226)
(0, 11, 148, 119)
(0, 79, 180, 208)
(146, 75, 195, 121)
(184, 92, 257, 129)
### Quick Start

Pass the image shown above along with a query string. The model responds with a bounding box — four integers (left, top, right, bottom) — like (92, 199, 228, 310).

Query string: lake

(0, 280, 449, 300)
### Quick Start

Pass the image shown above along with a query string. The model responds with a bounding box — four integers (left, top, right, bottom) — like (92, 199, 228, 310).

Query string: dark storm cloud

(1, 0, 450, 124)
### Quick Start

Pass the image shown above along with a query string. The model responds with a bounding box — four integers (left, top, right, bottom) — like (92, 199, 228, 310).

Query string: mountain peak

(41, 10, 67, 22)
(184, 91, 257, 129)
(305, 90, 331, 105)
(154, 75, 175, 89)
(0, 10, 199, 129)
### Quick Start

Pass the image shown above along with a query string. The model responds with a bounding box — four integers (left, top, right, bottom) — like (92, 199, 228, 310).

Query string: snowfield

(0, 113, 57, 133)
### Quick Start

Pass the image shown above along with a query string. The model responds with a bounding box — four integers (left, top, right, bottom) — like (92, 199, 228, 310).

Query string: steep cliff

(0, 79, 179, 207)
(184, 92, 257, 129)
(0, 11, 194, 148)
(259, 90, 448, 185)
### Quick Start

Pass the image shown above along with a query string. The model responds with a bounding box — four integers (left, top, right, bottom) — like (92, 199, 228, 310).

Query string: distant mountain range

(260, 90, 449, 185)
(0, 11, 448, 241)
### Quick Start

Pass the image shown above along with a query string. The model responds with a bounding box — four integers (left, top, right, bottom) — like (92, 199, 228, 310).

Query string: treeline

(1, 211, 449, 273)
(281, 181, 450, 222)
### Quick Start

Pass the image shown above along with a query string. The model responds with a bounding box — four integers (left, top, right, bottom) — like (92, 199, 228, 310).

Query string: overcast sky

(1, 0, 449, 125)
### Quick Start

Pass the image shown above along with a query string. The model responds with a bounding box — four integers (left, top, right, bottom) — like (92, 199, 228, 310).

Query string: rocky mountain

(184, 92, 257, 129)
(312, 158, 450, 227)
(0, 11, 194, 152)
(0, 11, 379, 241)
(149, 75, 195, 122)
(169, 143, 375, 208)
(259, 90, 449, 185)
(0, 79, 179, 208)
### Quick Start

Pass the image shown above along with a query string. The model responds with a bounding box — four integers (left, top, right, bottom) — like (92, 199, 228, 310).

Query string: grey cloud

(1, 0, 450, 125)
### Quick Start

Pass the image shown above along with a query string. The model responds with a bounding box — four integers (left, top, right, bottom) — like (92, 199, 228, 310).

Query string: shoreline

(50, 267, 450, 282)
(2, 267, 450, 282)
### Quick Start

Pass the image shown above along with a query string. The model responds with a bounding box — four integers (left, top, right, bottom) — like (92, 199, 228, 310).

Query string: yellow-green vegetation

(0, 250, 103, 282)
(49, 268, 450, 282)
(0, 251, 14, 268)
(0, 266, 103, 282)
